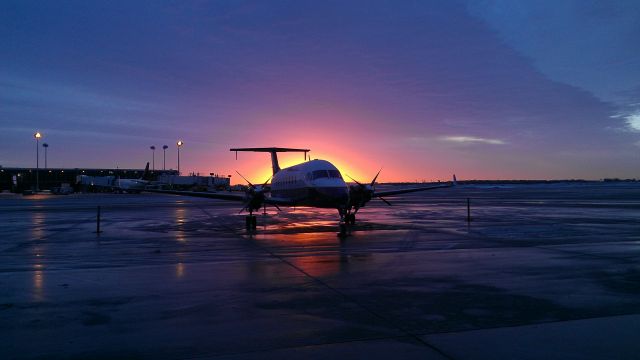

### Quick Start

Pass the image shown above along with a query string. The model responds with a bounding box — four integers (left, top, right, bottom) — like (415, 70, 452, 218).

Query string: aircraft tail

(230, 147, 310, 175)
(141, 162, 151, 180)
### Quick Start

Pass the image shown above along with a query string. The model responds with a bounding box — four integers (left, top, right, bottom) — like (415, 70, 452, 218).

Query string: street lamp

(176, 140, 184, 175)
(42, 143, 49, 169)
(162, 145, 168, 170)
(34, 132, 42, 191)
(150, 146, 156, 171)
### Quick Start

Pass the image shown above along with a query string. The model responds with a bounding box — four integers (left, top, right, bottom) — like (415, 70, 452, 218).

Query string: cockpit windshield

(308, 169, 343, 180)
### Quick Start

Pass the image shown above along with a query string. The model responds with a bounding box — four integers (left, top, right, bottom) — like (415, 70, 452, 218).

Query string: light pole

(34, 132, 42, 191)
(42, 143, 49, 169)
(162, 145, 168, 170)
(177, 140, 183, 175)
(150, 146, 156, 171)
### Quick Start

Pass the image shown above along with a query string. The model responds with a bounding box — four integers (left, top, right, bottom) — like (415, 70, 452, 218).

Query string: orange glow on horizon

(173, 113, 455, 182)
(182, 144, 449, 184)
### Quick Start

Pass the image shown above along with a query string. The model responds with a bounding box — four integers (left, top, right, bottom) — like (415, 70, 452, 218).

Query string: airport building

(0, 166, 232, 193)
(0, 166, 177, 193)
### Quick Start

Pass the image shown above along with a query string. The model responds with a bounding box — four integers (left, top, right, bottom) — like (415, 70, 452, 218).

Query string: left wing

(375, 175, 457, 197)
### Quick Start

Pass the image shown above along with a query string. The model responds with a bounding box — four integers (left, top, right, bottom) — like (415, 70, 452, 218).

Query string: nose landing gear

(245, 213, 257, 230)
(337, 208, 354, 238)
(339, 223, 349, 238)
(346, 213, 356, 225)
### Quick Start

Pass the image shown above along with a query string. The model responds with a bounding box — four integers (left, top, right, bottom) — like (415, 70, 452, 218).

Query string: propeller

(346, 168, 391, 212)
(235, 171, 255, 188)
(236, 171, 279, 214)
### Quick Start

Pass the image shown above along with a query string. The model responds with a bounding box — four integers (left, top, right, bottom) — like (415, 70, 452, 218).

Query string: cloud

(439, 136, 506, 145)
(0, 73, 163, 114)
(465, 0, 640, 105)
(625, 112, 640, 131)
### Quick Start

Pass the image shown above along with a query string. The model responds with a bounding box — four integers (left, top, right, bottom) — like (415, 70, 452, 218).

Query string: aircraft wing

(375, 183, 454, 197)
(375, 175, 457, 197)
(144, 189, 294, 206)
(146, 188, 246, 201)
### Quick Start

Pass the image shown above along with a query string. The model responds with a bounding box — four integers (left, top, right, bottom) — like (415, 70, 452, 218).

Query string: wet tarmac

(1, 183, 640, 359)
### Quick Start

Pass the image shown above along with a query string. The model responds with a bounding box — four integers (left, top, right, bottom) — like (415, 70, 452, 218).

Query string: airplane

(146, 148, 456, 236)
(114, 163, 151, 193)
(77, 163, 151, 194)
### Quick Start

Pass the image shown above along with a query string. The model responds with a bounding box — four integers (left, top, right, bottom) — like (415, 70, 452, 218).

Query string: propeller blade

(272, 203, 282, 211)
(378, 196, 392, 206)
(261, 175, 273, 188)
(235, 170, 254, 188)
(370, 168, 382, 186)
(345, 174, 364, 187)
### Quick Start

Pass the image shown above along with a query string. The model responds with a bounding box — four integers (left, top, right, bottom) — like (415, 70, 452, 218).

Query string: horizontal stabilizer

(230, 147, 310, 175)
(230, 147, 310, 153)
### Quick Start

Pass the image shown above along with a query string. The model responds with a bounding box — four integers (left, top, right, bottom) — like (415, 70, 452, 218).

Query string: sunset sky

(2, 1, 639, 182)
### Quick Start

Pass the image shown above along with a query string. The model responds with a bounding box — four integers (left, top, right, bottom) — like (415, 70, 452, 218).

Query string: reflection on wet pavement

(1, 183, 640, 359)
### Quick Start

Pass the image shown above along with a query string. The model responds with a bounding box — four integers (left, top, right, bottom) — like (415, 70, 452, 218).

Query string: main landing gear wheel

(245, 215, 257, 230)
(338, 223, 348, 237)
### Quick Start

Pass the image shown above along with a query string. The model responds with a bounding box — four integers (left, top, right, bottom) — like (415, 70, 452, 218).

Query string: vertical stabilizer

(270, 151, 280, 174)
(141, 162, 151, 180)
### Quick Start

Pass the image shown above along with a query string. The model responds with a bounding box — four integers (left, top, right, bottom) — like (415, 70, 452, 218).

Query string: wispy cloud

(439, 136, 506, 145)
(0, 74, 163, 114)
(625, 112, 640, 131)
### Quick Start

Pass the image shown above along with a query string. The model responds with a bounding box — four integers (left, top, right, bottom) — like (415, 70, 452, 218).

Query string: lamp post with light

(42, 143, 49, 169)
(150, 146, 156, 171)
(177, 140, 184, 175)
(34, 132, 42, 191)
(162, 145, 168, 170)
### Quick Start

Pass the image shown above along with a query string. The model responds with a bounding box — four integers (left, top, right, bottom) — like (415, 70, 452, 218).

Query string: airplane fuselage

(270, 159, 349, 208)
(116, 178, 147, 193)
(77, 175, 147, 193)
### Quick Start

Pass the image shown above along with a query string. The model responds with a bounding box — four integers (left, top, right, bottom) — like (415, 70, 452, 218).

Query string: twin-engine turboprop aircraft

(147, 147, 456, 235)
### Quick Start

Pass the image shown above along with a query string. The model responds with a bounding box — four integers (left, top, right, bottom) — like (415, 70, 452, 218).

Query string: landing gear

(337, 208, 351, 238)
(346, 213, 356, 225)
(245, 214, 257, 230)
(339, 222, 348, 237)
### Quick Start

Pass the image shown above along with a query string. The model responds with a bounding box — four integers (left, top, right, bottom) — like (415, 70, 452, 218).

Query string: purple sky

(1, 1, 639, 181)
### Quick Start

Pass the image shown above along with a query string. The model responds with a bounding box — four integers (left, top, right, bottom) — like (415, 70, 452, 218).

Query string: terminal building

(0, 167, 177, 193)
(0, 166, 231, 193)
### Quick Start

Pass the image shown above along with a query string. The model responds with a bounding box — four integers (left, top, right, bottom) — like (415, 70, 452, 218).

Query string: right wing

(375, 183, 454, 197)
(375, 175, 457, 197)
